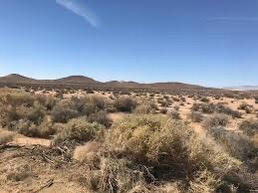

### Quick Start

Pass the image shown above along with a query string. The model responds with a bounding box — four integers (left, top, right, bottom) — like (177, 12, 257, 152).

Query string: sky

(1, 0, 258, 87)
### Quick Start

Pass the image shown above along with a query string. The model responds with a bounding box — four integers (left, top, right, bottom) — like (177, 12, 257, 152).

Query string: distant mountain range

(224, 86, 258, 91)
(0, 74, 213, 92)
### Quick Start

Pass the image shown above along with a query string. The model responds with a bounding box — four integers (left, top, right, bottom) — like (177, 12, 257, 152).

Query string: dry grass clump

(6, 164, 31, 182)
(51, 99, 80, 123)
(207, 128, 257, 162)
(192, 103, 215, 114)
(0, 133, 14, 145)
(239, 119, 258, 137)
(134, 101, 158, 114)
(73, 141, 101, 163)
(114, 96, 137, 112)
(189, 170, 221, 193)
(192, 103, 241, 118)
(202, 114, 230, 130)
(215, 104, 242, 119)
(54, 117, 104, 144)
(101, 115, 242, 192)
(188, 111, 204, 123)
(168, 110, 181, 120)
(87, 110, 112, 127)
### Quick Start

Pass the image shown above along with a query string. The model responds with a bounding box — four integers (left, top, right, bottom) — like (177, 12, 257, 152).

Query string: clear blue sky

(1, 0, 258, 87)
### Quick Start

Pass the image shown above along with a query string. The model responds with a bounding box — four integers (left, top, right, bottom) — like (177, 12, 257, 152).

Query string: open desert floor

(0, 88, 257, 193)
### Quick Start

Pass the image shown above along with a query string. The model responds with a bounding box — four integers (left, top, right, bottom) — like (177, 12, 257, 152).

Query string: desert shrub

(255, 96, 258, 104)
(192, 103, 241, 118)
(215, 104, 242, 119)
(11, 118, 54, 138)
(158, 99, 170, 108)
(192, 103, 215, 114)
(238, 102, 254, 114)
(106, 115, 240, 184)
(84, 157, 147, 193)
(189, 170, 221, 193)
(239, 119, 258, 137)
(87, 110, 112, 127)
(208, 128, 257, 161)
(87, 95, 106, 110)
(200, 97, 210, 103)
(168, 110, 181, 120)
(35, 95, 57, 111)
(1, 92, 35, 107)
(0, 101, 46, 129)
(134, 101, 157, 114)
(114, 97, 137, 112)
(160, 108, 168, 114)
(54, 117, 104, 144)
(202, 114, 230, 129)
(188, 112, 204, 123)
(22, 101, 46, 124)
(51, 100, 79, 123)
(180, 97, 186, 102)
(172, 96, 180, 102)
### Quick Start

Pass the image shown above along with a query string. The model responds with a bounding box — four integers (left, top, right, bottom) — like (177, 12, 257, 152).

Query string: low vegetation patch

(239, 119, 258, 137)
(202, 114, 230, 129)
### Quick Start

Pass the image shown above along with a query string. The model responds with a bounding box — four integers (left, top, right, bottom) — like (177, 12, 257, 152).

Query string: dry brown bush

(188, 111, 204, 123)
(54, 117, 105, 144)
(114, 97, 137, 112)
(239, 119, 258, 137)
(134, 101, 158, 114)
(202, 114, 230, 130)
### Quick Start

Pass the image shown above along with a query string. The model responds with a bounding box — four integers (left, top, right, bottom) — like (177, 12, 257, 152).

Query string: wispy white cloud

(56, 0, 99, 27)
(208, 17, 258, 22)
